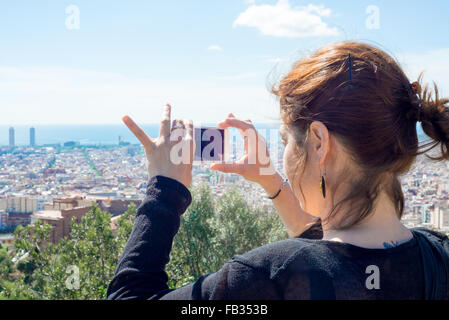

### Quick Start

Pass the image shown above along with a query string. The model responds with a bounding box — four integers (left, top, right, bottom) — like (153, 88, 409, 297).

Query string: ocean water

(0, 124, 281, 146)
(0, 124, 161, 146)
(0, 124, 428, 146)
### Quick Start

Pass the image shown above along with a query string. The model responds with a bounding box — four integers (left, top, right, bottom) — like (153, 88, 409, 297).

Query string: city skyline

(1, 141, 448, 232)
(8, 127, 14, 148)
(30, 127, 36, 147)
(0, 123, 429, 147)
(0, 123, 279, 147)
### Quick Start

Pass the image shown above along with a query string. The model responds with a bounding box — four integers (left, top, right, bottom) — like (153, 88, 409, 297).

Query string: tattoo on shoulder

(383, 241, 401, 249)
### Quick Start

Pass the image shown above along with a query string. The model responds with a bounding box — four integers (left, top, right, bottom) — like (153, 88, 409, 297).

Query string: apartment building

(431, 200, 449, 231)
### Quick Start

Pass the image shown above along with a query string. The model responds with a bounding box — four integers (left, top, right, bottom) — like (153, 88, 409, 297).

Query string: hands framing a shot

(122, 106, 278, 191)
(122, 105, 312, 237)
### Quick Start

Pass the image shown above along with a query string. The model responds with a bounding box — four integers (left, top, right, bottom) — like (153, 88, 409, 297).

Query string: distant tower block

(119, 135, 123, 145)
(30, 127, 36, 147)
(9, 127, 15, 148)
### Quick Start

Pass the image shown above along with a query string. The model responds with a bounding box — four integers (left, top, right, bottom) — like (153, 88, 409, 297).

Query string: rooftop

(31, 210, 62, 221)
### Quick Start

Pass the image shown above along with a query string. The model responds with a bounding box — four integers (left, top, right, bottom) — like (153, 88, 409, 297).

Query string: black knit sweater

(106, 175, 449, 300)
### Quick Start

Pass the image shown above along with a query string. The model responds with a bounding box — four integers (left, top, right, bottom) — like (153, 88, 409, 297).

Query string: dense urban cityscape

(0, 126, 448, 245)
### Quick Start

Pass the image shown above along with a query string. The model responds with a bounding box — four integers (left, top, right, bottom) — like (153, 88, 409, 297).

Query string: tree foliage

(166, 183, 288, 288)
(0, 184, 288, 299)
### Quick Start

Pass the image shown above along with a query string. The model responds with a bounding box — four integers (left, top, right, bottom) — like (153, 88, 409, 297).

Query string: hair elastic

(410, 82, 420, 95)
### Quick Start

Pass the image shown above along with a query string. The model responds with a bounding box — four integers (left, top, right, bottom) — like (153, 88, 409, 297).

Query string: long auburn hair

(272, 41, 449, 230)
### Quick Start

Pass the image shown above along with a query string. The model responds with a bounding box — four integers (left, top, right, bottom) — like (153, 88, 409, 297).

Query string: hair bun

(413, 73, 449, 160)
(411, 81, 422, 95)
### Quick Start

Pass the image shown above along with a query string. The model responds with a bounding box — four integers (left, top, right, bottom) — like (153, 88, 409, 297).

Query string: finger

(218, 117, 254, 131)
(171, 119, 183, 131)
(159, 104, 171, 138)
(210, 163, 244, 175)
(220, 117, 257, 153)
(122, 115, 154, 151)
(184, 119, 194, 162)
(170, 119, 185, 143)
(184, 119, 194, 140)
(217, 113, 236, 129)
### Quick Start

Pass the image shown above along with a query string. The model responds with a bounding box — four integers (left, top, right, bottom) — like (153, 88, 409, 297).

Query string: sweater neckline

(300, 232, 418, 253)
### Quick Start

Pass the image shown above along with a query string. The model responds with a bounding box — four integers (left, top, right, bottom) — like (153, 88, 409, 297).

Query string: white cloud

(304, 4, 331, 17)
(233, 0, 338, 38)
(208, 45, 223, 51)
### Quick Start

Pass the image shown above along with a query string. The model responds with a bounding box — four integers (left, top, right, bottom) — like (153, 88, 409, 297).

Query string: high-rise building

(5, 196, 38, 214)
(8, 127, 15, 148)
(0, 210, 8, 231)
(30, 127, 36, 147)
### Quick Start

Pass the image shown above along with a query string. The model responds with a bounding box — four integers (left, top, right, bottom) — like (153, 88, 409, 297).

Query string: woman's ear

(309, 121, 330, 165)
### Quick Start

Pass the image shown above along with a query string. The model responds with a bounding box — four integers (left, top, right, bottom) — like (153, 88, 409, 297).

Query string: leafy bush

(0, 183, 288, 299)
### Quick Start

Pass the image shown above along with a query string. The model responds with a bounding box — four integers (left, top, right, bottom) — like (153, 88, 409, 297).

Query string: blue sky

(0, 0, 448, 125)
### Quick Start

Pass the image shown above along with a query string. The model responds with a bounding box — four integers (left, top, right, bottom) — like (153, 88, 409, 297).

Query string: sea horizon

(0, 123, 428, 147)
(0, 123, 282, 147)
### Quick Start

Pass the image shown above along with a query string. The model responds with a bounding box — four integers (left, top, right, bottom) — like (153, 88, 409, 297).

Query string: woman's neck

(321, 191, 413, 249)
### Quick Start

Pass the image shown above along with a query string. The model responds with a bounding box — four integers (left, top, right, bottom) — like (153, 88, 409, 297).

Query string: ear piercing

(320, 167, 326, 199)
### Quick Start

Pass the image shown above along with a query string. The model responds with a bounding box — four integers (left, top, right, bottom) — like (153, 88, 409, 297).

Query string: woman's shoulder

(230, 220, 330, 278)
(412, 227, 449, 242)
(411, 227, 449, 255)
(230, 236, 333, 280)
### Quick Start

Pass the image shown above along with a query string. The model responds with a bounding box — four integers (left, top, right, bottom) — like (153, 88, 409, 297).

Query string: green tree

(166, 183, 288, 289)
(211, 186, 288, 270)
(67, 204, 119, 299)
(167, 183, 217, 287)
(0, 246, 26, 299)
(6, 203, 127, 299)
(115, 202, 136, 251)
(0, 183, 288, 299)
(12, 220, 56, 299)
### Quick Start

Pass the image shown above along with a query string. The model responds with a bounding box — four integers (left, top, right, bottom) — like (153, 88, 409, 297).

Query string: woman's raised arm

(210, 114, 318, 238)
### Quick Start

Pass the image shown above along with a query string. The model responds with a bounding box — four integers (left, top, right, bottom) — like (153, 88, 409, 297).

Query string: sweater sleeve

(106, 175, 193, 300)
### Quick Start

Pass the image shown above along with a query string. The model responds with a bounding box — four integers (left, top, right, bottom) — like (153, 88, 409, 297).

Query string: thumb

(210, 163, 244, 175)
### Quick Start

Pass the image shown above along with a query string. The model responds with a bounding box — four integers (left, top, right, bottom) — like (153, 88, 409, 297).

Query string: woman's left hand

(210, 113, 277, 188)
(122, 104, 194, 188)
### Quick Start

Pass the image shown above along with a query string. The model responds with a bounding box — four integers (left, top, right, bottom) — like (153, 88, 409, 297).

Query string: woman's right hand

(210, 113, 282, 192)
(122, 104, 194, 188)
